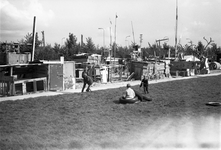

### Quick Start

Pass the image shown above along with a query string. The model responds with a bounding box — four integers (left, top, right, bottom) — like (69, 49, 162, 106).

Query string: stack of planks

(142, 61, 167, 80)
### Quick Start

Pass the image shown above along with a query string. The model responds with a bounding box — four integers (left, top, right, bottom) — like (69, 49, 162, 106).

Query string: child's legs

(144, 85, 148, 93)
(143, 86, 147, 93)
(86, 84, 91, 92)
(81, 82, 86, 92)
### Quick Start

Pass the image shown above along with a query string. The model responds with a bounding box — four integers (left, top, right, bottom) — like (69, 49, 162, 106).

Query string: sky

(0, 0, 221, 48)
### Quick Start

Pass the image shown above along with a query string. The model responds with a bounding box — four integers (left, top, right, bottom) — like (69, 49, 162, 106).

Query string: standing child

(140, 75, 149, 94)
(81, 67, 93, 92)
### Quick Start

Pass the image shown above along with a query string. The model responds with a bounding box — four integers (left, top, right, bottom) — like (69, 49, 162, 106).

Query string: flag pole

(109, 18, 112, 57)
(175, 0, 178, 58)
(114, 13, 117, 66)
(109, 19, 112, 82)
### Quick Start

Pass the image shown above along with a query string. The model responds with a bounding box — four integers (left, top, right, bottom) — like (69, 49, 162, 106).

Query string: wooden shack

(0, 63, 48, 96)
(0, 60, 76, 97)
(170, 60, 200, 76)
(73, 53, 101, 65)
(130, 61, 168, 80)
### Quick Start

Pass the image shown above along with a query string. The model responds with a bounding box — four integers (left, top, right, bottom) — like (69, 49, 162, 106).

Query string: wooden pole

(168, 48, 171, 59)
(32, 16, 36, 61)
(114, 14, 117, 66)
(131, 21, 135, 44)
(140, 34, 143, 60)
(109, 20, 112, 82)
(175, 0, 178, 58)
(41, 31, 45, 47)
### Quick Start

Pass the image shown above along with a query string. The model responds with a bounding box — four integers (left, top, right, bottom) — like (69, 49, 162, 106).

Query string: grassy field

(0, 75, 220, 150)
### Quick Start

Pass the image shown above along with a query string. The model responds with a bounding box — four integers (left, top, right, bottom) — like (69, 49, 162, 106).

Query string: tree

(196, 41, 205, 58)
(35, 45, 52, 60)
(64, 33, 80, 60)
(65, 33, 77, 48)
(34, 43, 62, 61)
(147, 43, 158, 57)
(185, 44, 195, 55)
(162, 43, 169, 58)
(116, 46, 131, 58)
(53, 43, 61, 54)
(83, 37, 96, 54)
(19, 32, 41, 53)
(207, 43, 219, 61)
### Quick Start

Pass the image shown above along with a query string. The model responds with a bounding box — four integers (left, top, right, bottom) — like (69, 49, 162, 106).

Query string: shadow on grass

(68, 140, 84, 149)
(113, 100, 121, 104)
(99, 141, 124, 149)
(200, 143, 219, 148)
(113, 99, 138, 105)
(113, 99, 143, 105)
(113, 98, 152, 104)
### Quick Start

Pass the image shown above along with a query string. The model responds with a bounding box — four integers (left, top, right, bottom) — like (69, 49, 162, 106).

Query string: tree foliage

(1, 32, 221, 62)
(35, 45, 59, 60)
(63, 33, 80, 60)
(196, 41, 205, 57)
(65, 33, 78, 49)
(116, 46, 132, 58)
(83, 37, 96, 54)
(19, 32, 41, 53)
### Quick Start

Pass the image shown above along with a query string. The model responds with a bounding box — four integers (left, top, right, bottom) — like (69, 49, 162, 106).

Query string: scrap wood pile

(170, 61, 199, 76)
(142, 61, 170, 80)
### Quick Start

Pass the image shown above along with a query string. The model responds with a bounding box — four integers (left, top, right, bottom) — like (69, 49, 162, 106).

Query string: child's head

(126, 83, 131, 88)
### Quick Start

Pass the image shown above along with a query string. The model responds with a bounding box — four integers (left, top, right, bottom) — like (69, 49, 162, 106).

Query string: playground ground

(0, 70, 220, 150)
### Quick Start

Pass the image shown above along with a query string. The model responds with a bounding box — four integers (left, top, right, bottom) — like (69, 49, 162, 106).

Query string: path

(0, 71, 220, 102)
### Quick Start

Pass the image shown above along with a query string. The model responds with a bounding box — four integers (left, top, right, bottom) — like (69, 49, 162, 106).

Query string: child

(140, 75, 149, 94)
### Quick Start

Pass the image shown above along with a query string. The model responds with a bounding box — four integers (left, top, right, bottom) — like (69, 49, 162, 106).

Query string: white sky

(0, 0, 221, 47)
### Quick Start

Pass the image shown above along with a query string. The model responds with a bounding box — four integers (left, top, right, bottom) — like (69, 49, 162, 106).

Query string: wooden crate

(6, 52, 31, 65)
(0, 76, 47, 96)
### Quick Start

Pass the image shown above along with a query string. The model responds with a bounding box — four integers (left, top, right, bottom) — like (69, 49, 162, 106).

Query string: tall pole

(131, 21, 135, 44)
(41, 31, 45, 47)
(110, 27, 112, 45)
(125, 35, 130, 48)
(61, 37, 65, 46)
(175, 0, 178, 58)
(109, 19, 113, 82)
(98, 28, 105, 48)
(81, 34, 84, 47)
(140, 34, 143, 59)
(32, 16, 36, 61)
(114, 14, 117, 65)
(98, 28, 105, 61)
(109, 18, 112, 57)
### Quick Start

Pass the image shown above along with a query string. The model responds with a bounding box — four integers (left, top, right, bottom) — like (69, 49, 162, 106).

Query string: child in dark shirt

(140, 75, 149, 94)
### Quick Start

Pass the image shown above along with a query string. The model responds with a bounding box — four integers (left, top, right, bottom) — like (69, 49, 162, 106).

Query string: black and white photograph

(0, 0, 221, 149)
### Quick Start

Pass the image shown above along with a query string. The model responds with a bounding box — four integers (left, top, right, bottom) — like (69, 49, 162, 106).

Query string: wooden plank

(0, 76, 14, 82)
(2, 82, 5, 96)
(14, 77, 47, 84)
(127, 72, 134, 81)
(43, 79, 47, 91)
(9, 82, 15, 96)
(48, 65, 50, 91)
(0, 63, 45, 68)
(10, 66, 13, 76)
(33, 81, 37, 92)
(22, 82, 26, 94)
